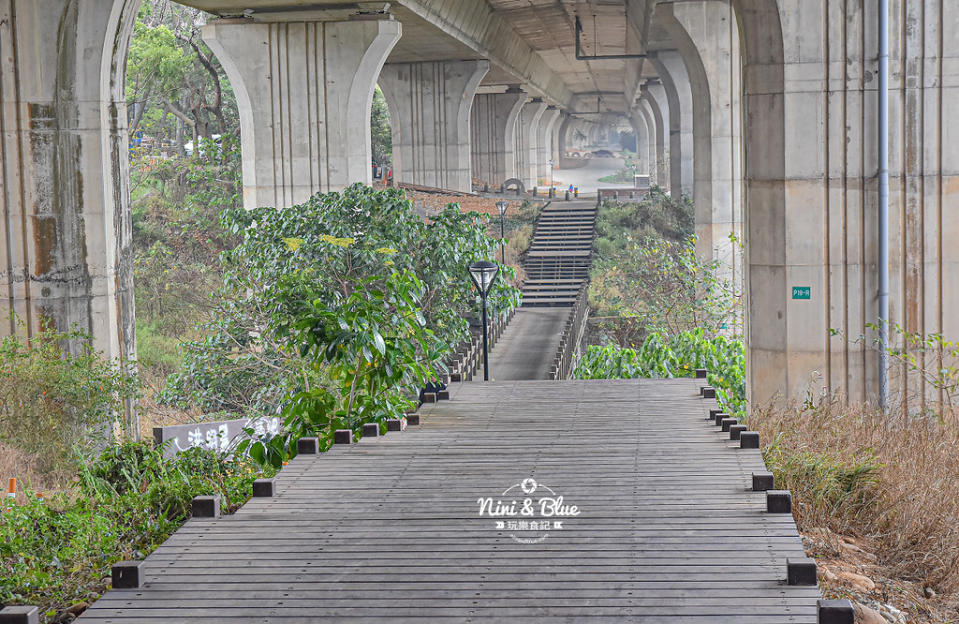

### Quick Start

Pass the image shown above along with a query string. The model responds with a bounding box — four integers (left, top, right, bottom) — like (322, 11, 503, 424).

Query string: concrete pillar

(470, 88, 526, 188)
(0, 0, 138, 366)
(629, 110, 651, 178)
(536, 107, 561, 186)
(672, 1, 743, 287)
(636, 100, 659, 186)
(203, 17, 401, 209)
(379, 60, 488, 192)
(551, 112, 565, 165)
(651, 51, 695, 197)
(513, 99, 547, 188)
(644, 84, 671, 192)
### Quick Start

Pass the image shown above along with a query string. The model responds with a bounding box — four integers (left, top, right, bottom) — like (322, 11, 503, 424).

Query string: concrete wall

(470, 89, 526, 188)
(536, 107, 561, 186)
(514, 99, 547, 188)
(379, 59, 488, 192)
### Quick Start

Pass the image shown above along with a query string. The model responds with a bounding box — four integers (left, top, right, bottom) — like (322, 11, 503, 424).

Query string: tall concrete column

(651, 51, 694, 197)
(629, 108, 651, 178)
(551, 112, 566, 165)
(0, 0, 139, 366)
(644, 84, 671, 192)
(470, 88, 526, 188)
(513, 99, 547, 188)
(379, 60, 488, 192)
(536, 107, 561, 185)
(636, 100, 659, 186)
(672, 1, 743, 285)
(203, 17, 401, 209)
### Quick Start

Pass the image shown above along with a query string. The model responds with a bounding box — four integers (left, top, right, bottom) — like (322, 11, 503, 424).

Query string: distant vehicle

(184, 134, 223, 157)
(592, 149, 614, 158)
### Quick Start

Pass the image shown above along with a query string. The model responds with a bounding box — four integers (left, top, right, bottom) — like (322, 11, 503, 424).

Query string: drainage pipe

(878, 0, 890, 409)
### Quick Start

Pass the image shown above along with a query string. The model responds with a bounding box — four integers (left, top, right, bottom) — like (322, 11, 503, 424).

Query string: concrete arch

(643, 85, 670, 190)
(636, 98, 661, 187)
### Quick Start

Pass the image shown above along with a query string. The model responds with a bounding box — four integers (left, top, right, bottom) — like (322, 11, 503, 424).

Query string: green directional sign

(792, 286, 811, 300)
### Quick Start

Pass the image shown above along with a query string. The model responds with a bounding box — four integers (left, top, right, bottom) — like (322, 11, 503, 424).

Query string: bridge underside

(78, 379, 821, 623)
(1, 0, 957, 408)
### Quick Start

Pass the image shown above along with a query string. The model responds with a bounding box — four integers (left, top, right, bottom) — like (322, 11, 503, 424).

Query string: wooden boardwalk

(79, 379, 821, 622)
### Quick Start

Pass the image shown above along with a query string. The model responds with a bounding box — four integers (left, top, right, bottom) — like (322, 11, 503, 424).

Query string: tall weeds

(752, 400, 959, 593)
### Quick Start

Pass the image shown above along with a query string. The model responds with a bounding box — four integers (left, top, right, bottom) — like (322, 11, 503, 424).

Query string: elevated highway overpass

(1, 0, 957, 408)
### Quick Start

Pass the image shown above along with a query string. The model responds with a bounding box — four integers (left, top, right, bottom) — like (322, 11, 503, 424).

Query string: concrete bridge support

(379, 60, 488, 192)
(733, 0, 959, 409)
(551, 112, 565, 166)
(202, 17, 401, 209)
(0, 0, 139, 364)
(513, 99, 547, 189)
(469, 88, 526, 189)
(629, 109, 651, 178)
(536, 107, 561, 186)
(635, 100, 659, 186)
(644, 84, 671, 192)
(650, 51, 695, 197)
(672, 1, 743, 286)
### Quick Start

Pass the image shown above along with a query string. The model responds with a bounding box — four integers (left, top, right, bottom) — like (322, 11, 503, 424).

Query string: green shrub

(0, 441, 274, 622)
(0, 325, 141, 476)
(574, 329, 746, 418)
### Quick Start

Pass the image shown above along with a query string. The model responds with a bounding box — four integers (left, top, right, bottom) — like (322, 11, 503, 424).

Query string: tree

(371, 86, 392, 165)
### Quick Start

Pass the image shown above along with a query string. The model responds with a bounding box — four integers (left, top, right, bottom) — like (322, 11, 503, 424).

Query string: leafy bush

(0, 441, 274, 622)
(594, 188, 694, 255)
(0, 325, 141, 476)
(161, 184, 519, 461)
(574, 329, 746, 418)
(590, 235, 738, 347)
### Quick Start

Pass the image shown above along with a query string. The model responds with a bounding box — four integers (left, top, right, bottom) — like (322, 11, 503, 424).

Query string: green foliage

(134, 320, 182, 375)
(0, 441, 274, 623)
(594, 188, 694, 255)
(371, 86, 392, 165)
(162, 185, 519, 462)
(0, 324, 141, 476)
(590, 235, 738, 347)
(574, 329, 746, 418)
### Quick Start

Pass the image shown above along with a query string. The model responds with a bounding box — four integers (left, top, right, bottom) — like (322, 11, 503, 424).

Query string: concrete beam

(395, 0, 573, 108)
(202, 17, 402, 208)
(470, 88, 526, 189)
(379, 59, 489, 192)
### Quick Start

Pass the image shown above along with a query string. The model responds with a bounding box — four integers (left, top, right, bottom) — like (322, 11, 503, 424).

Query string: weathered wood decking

(79, 379, 820, 622)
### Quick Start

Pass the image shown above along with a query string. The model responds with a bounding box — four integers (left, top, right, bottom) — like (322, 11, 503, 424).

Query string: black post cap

(386, 419, 404, 432)
(112, 560, 145, 589)
(787, 557, 818, 585)
(0, 606, 40, 624)
(729, 424, 748, 440)
(740, 431, 761, 449)
(752, 471, 775, 491)
(721, 418, 738, 432)
(817, 599, 854, 624)
(407, 414, 420, 426)
(252, 478, 275, 497)
(767, 490, 793, 514)
(191, 495, 220, 518)
(333, 429, 354, 444)
(361, 423, 379, 437)
(695, 368, 708, 379)
(296, 437, 319, 455)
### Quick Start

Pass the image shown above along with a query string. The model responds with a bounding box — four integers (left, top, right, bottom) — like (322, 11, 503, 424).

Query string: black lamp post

(496, 200, 509, 265)
(468, 260, 499, 382)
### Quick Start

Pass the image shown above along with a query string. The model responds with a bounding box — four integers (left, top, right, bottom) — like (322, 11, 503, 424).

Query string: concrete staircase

(521, 200, 597, 307)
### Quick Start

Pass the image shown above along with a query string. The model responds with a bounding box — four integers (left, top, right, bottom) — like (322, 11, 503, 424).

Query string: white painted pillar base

(203, 17, 401, 209)
(379, 60, 488, 192)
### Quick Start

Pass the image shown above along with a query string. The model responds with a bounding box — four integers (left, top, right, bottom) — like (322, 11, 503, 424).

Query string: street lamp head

(468, 260, 499, 295)
(496, 200, 509, 218)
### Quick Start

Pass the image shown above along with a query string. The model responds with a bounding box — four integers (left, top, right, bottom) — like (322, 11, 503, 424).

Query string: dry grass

(0, 442, 67, 497)
(751, 400, 959, 594)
